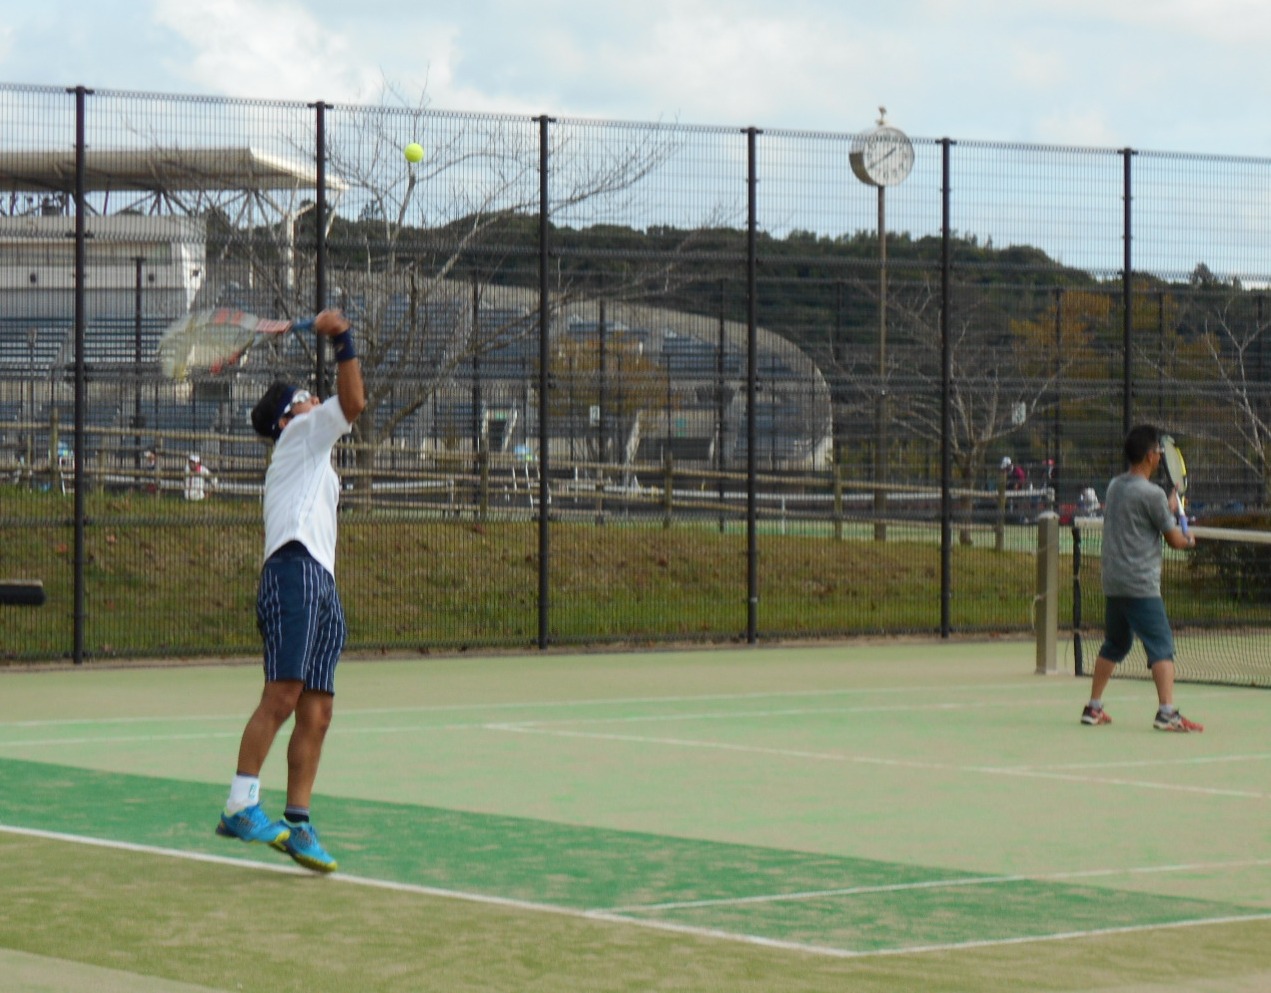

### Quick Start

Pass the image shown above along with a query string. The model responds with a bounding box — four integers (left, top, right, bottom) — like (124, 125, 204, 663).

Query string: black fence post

(70, 84, 92, 666)
(940, 137, 953, 638)
(537, 114, 554, 650)
(1053, 287, 1063, 490)
(1072, 524, 1085, 676)
(312, 100, 332, 394)
(717, 280, 727, 534)
(133, 256, 145, 472)
(1122, 147, 1135, 436)
(745, 126, 761, 645)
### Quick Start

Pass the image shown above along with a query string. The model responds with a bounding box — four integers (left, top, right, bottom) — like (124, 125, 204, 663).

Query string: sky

(0, 0, 1269, 158)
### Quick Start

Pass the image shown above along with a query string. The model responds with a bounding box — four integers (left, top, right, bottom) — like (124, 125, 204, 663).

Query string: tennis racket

(156, 309, 314, 380)
(1160, 433, 1190, 534)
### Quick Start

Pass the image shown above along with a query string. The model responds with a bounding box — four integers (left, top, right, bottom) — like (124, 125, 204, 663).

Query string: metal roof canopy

(0, 147, 346, 194)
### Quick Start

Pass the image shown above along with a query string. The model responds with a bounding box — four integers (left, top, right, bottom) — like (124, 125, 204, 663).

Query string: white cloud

(1008, 49, 1069, 91)
(150, 0, 383, 102)
(0, 0, 1269, 155)
(634, 13, 866, 123)
(474, 2, 885, 128)
(1045, 0, 1271, 44)
(1035, 109, 1121, 149)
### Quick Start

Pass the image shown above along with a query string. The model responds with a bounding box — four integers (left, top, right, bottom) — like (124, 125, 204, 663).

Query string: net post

(1034, 512, 1060, 675)
(1072, 522, 1084, 676)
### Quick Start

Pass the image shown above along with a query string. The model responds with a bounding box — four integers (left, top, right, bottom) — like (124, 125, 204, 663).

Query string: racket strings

(157, 310, 296, 379)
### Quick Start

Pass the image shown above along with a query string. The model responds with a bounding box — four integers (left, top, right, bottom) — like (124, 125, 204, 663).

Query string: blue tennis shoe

(283, 820, 338, 873)
(216, 803, 291, 850)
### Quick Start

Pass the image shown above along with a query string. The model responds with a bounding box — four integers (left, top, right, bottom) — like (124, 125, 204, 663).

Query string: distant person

(143, 450, 159, 495)
(1081, 424, 1202, 733)
(183, 454, 213, 501)
(216, 310, 365, 872)
(1001, 456, 1026, 491)
(56, 442, 74, 495)
(1079, 486, 1101, 517)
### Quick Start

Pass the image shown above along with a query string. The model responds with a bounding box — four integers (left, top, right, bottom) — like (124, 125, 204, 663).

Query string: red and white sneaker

(1081, 705, 1112, 726)
(1153, 710, 1204, 733)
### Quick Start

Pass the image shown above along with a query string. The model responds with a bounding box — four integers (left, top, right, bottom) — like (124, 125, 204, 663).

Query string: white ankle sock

(226, 774, 260, 814)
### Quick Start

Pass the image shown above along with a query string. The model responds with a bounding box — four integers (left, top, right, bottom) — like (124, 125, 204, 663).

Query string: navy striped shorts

(256, 541, 346, 694)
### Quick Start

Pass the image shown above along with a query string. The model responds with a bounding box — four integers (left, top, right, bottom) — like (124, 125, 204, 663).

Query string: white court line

(0, 679, 1067, 730)
(0, 697, 1081, 748)
(0, 675, 1242, 732)
(3, 823, 1268, 962)
(1038, 754, 1271, 770)
(601, 858, 1271, 912)
(977, 764, 1268, 798)
(6, 698, 1266, 801)
(0, 680, 1235, 738)
(2, 692, 1262, 800)
(487, 725, 1271, 799)
(480, 698, 1063, 728)
(0, 730, 246, 748)
(794, 914, 1271, 960)
(4, 698, 1266, 802)
(0, 719, 516, 749)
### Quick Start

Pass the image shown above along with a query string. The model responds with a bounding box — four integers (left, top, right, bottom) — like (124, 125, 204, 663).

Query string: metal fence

(3, 83, 1271, 661)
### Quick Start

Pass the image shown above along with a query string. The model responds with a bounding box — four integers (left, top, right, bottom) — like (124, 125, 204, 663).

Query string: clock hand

(871, 147, 897, 168)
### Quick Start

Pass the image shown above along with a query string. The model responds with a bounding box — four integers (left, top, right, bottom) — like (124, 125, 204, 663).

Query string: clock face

(850, 126, 914, 187)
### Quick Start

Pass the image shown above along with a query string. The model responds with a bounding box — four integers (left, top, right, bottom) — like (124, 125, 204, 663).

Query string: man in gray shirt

(1082, 424, 1203, 732)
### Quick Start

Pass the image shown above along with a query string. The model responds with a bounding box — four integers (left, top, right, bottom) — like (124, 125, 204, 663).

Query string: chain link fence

(2, 84, 1270, 660)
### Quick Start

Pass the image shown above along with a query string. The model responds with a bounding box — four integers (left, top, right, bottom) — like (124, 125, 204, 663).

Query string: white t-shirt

(261, 395, 353, 576)
(184, 463, 211, 501)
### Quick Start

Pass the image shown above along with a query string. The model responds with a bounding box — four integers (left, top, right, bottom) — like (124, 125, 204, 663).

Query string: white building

(0, 212, 205, 320)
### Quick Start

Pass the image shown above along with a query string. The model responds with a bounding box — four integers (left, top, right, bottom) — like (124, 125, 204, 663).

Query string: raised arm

(313, 309, 366, 425)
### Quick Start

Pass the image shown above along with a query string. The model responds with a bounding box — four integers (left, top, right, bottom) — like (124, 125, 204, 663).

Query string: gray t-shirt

(1100, 471, 1177, 597)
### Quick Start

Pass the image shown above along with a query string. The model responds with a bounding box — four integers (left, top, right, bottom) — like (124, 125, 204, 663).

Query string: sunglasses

(282, 389, 312, 418)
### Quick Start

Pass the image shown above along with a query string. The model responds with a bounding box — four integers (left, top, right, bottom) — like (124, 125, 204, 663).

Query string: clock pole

(875, 165, 889, 542)
(849, 108, 913, 543)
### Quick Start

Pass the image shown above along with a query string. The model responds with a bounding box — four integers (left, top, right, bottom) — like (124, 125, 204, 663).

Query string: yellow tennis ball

(404, 142, 424, 163)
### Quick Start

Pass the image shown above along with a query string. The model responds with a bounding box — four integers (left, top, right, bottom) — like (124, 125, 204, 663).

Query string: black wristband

(332, 330, 357, 362)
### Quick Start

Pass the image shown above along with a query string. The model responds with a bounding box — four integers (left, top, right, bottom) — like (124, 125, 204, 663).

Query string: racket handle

(290, 318, 316, 333)
(1178, 511, 1190, 537)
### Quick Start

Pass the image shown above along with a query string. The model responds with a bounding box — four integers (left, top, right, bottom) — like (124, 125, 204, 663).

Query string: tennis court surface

(1, 642, 1268, 992)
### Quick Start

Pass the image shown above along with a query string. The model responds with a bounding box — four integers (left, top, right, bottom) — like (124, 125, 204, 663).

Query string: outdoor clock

(849, 124, 914, 188)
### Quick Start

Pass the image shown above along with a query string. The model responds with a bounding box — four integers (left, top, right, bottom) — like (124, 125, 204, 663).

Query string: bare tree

(883, 277, 1110, 538)
(199, 88, 745, 483)
(1189, 293, 1271, 503)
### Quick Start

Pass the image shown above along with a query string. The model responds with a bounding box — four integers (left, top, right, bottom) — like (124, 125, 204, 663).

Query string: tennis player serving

(216, 309, 365, 871)
(1081, 424, 1203, 733)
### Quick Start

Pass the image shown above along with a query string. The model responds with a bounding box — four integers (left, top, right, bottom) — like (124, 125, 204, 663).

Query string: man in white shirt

(216, 309, 365, 872)
(183, 454, 212, 501)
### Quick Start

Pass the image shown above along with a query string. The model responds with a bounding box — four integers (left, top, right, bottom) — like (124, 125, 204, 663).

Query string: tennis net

(1069, 517, 1271, 689)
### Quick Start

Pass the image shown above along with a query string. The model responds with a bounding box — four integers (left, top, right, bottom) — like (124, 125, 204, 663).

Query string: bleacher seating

(661, 333, 743, 376)
(0, 319, 69, 379)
